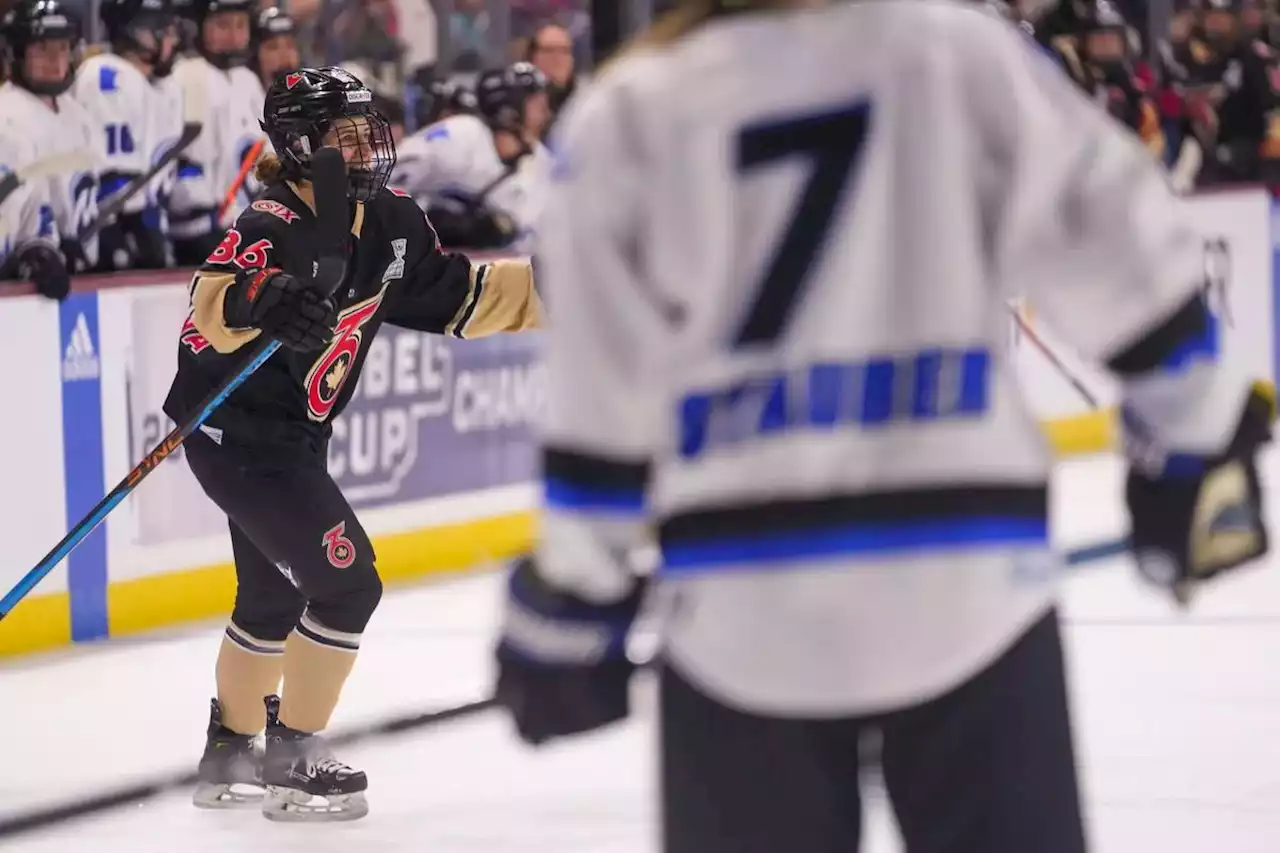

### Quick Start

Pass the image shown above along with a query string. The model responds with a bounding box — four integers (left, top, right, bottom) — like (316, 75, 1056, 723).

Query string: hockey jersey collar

(285, 180, 366, 238)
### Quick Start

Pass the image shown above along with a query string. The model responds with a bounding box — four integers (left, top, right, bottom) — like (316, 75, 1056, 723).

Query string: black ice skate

(260, 695, 368, 822)
(192, 697, 265, 809)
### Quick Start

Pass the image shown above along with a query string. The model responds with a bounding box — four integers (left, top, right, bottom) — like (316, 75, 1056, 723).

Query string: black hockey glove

(426, 198, 517, 250)
(1126, 382, 1274, 605)
(224, 269, 336, 352)
(16, 243, 70, 301)
(60, 237, 90, 275)
(96, 211, 170, 272)
(494, 557, 645, 746)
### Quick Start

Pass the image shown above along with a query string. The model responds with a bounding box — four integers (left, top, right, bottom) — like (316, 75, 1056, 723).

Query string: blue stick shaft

(1064, 537, 1131, 566)
(0, 338, 281, 620)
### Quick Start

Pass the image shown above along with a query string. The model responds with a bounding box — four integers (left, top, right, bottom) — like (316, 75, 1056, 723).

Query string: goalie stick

(0, 148, 351, 622)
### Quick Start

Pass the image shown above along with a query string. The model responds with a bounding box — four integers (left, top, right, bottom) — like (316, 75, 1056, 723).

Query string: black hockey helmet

(423, 78, 477, 124)
(1079, 0, 1140, 63)
(169, 0, 198, 52)
(100, 0, 179, 78)
(252, 5, 295, 44)
(261, 66, 396, 203)
(190, 0, 252, 69)
(0, 0, 81, 96)
(251, 6, 298, 80)
(475, 61, 547, 133)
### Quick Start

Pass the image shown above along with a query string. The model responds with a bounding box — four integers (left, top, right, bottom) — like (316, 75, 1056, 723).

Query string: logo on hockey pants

(323, 522, 356, 569)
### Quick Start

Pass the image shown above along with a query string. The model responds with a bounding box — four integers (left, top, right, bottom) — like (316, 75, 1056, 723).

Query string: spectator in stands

(1073, 1, 1166, 160)
(449, 0, 497, 71)
(526, 21, 574, 135)
(1180, 0, 1280, 187)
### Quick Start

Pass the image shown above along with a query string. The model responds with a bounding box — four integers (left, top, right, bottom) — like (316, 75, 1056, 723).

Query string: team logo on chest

(304, 288, 386, 422)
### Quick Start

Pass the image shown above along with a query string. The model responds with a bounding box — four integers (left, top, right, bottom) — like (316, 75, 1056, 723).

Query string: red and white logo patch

(284, 71, 304, 90)
(322, 521, 356, 569)
(251, 199, 300, 223)
(303, 291, 385, 422)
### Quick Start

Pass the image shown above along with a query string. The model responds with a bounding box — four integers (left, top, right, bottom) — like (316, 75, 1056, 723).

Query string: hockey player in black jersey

(492, 0, 1274, 851)
(170, 65, 542, 822)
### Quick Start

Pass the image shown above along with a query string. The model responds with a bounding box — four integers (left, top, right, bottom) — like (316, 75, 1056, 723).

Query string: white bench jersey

(0, 127, 57, 262)
(168, 56, 264, 240)
(534, 1, 1253, 715)
(391, 113, 551, 253)
(0, 82, 99, 266)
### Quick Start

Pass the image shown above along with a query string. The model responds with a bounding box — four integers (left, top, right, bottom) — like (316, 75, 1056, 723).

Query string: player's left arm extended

(384, 197, 544, 337)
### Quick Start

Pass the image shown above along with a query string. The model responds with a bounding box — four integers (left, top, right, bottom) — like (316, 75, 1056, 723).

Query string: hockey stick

(77, 121, 202, 243)
(1010, 305, 1103, 408)
(0, 149, 351, 622)
(0, 531, 1131, 838)
(1065, 536, 1130, 565)
(77, 69, 210, 244)
(0, 150, 95, 210)
(217, 137, 265, 224)
(0, 694, 495, 839)
(0, 336, 276, 620)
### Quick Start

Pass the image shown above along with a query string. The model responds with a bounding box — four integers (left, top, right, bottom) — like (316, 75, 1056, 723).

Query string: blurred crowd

(1005, 0, 1280, 191)
(0, 0, 1277, 301)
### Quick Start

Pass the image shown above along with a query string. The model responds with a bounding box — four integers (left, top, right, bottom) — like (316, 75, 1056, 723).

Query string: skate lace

(311, 756, 353, 777)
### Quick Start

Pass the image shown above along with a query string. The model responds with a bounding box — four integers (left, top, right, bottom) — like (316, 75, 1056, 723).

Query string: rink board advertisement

(2, 188, 1279, 657)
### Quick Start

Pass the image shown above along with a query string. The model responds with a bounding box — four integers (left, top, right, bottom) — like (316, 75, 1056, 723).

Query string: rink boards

(0, 187, 1276, 657)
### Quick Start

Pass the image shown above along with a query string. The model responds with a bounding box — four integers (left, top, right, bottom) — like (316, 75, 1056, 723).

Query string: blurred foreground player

(167, 66, 543, 821)
(493, 0, 1274, 851)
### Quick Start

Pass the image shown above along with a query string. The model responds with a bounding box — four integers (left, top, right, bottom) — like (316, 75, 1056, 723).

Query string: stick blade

(309, 147, 350, 296)
(311, 148, 348, 245)
(177, 122, 203, 149)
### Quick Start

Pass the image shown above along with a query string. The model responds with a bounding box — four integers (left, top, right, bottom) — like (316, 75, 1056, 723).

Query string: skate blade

(192, 781, 266, 809)
(261, 786, 368, 822)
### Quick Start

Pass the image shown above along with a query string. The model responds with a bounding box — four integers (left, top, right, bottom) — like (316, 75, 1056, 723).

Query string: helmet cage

(268, 104, 396, 203)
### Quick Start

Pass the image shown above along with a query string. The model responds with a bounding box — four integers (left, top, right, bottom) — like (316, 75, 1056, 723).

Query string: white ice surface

(3, 454, 1280, 852)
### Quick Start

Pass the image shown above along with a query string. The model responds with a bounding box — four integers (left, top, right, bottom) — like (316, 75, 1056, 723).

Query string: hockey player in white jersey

(0, 0, 99, 274)
(391, 62, 551, 251)
(218, 5, 298, 210)
(168, 0, 262, 264)
(74, 0, 182, 271)
(249, 6, 298, 93)
(493, 0, 1275, 851)
(0, 139, 69, 299)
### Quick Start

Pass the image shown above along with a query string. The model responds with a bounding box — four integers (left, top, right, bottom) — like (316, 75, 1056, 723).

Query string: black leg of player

(659, 660, 865, 853)
(183, 430, 379, 821)
(878, 608, 1088, 853)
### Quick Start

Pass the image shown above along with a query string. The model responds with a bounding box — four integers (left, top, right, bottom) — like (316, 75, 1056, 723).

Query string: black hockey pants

(660, 608, 1088, 853)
